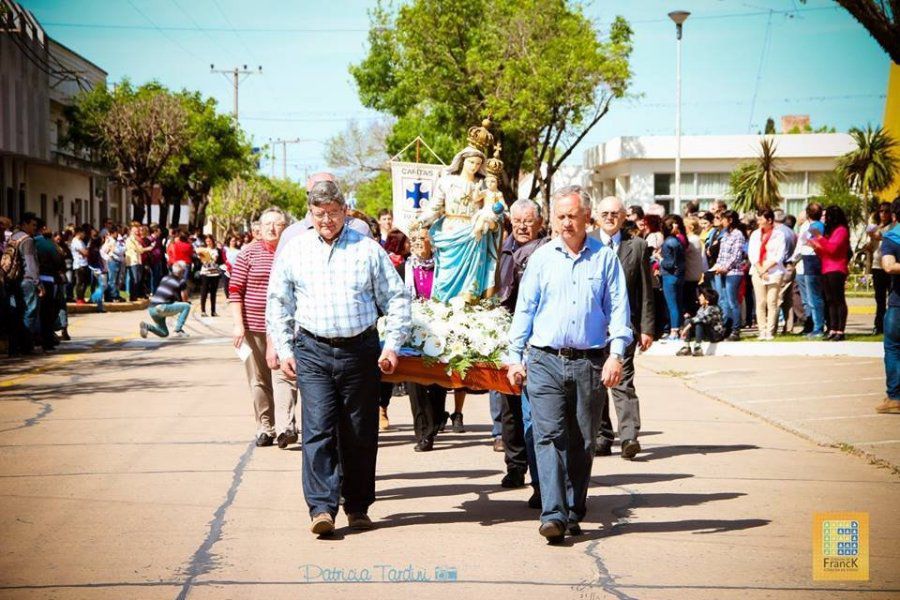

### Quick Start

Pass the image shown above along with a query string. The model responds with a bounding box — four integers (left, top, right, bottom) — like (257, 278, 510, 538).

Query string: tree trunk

(131, 190, 146, 224)
(171, 201, 182, 229)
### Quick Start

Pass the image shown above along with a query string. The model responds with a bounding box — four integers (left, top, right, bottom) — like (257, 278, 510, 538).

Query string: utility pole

(271, 138, 304, 179)
(210, 64, 262, 120)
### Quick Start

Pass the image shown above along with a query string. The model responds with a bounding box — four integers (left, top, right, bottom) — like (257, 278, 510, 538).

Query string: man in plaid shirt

(267, 179, 410, 537)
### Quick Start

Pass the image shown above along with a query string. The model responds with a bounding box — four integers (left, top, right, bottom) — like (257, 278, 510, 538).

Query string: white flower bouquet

(378, 296, 512, 378)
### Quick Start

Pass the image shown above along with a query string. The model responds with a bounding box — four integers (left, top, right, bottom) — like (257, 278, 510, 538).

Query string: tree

(206, 177, 272, 235)
(350, 0, 633, 210)
(259, 177, 307, 219)
(801, 0, 899, 64)
(352, 172, 393, 217)
(65, 80, 188, 224)
(812, 170, 866, 228)
(764, 117, 776, 134)
(836, 125, 898, 206)
(160, 91, 255, 229)
(729, 137, 785, 213)
(324, 119, 393, 197)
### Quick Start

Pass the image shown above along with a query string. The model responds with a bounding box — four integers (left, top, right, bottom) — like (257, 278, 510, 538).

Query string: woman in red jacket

(810, 205, 850, 341)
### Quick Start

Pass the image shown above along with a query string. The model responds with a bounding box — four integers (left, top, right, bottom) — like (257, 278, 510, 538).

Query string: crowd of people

(0, 214, 258, 354)
(2, 176, 897, 544)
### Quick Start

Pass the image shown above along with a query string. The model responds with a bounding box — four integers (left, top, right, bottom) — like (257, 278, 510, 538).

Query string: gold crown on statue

(485, 142, 504, 177)
(467, 117, 495, 154)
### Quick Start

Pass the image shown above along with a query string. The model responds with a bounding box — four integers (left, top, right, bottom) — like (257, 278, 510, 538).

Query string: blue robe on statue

(429, 214, 501, 302)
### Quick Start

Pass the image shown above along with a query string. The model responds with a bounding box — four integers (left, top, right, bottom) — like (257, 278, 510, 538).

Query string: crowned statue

(411, 119, 506, 303)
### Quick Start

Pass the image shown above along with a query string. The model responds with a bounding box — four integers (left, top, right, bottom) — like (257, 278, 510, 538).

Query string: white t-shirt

(71, 237, 88, 269)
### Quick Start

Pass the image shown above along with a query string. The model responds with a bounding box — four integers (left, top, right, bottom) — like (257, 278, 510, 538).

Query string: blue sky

(19, 0, 891, 181)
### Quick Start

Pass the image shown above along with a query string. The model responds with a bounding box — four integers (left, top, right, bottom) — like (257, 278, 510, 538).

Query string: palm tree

(729, 137, 785, 213)
(837, 125, 898, 205)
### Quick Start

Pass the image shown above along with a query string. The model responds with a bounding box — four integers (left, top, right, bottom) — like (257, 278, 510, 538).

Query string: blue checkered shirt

(266, 226, 411, 361)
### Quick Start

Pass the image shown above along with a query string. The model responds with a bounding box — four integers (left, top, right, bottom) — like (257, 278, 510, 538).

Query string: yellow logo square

(813, 512, 869, 581)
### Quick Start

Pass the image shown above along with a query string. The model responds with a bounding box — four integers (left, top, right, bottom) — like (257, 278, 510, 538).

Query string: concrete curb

(66, 299, 149, 314)
(642, 340, 884, 358)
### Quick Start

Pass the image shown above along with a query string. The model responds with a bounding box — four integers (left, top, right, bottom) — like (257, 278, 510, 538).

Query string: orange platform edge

(382, 356, 520, 395)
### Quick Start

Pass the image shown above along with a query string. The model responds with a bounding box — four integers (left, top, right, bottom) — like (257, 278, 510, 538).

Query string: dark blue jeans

(294, 329, 381, 518)
(885, 306, 899, 400)
(526, 346, 603, 526)
(715, 274, 743, 332)
(521, 388, 539, 493)
(661, 274, 685, 332)
(489, 391, 503, 437)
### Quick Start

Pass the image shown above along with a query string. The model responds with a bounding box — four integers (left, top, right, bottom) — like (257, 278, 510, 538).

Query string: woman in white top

(747, 208, 787, 340)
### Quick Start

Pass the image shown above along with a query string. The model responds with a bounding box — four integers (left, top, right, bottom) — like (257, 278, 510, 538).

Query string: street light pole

(669, 11, 689, 216)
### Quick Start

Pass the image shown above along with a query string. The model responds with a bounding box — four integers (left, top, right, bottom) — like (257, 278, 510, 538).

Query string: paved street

(0, 307, 897, 599)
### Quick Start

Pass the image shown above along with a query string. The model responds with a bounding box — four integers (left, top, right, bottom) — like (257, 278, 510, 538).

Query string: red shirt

(167, 240, 194, 266)
(812, 225, 850, 275)
(228, 241, 275, 333)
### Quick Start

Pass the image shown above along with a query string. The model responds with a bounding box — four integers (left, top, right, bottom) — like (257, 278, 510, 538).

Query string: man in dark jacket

(589, 196, 655, 459)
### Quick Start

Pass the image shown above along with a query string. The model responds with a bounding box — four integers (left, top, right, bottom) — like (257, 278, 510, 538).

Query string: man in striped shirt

(267, 180, 410, 537)
(229, 207, 298, 449)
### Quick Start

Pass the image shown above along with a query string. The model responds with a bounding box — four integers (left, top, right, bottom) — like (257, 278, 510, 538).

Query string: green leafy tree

(65, 80, 188, 224)
(350, 0, 633, 210)
(259, 177, 307, 219)
(729, 137, 785, 213)
(207, 177, 271, 236)
(764, 117, 776, 134)
(160, 91, 255, 229)
(811, 170, 866, 228)
(836, 125, 898, 206)
(352, 172, 393, 217)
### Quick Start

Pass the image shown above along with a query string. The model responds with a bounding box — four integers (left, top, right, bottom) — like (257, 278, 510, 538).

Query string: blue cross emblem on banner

(406, 181, 429, 209)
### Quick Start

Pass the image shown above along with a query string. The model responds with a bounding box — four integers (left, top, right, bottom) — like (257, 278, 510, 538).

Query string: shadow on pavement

(632, 444, 759, 461)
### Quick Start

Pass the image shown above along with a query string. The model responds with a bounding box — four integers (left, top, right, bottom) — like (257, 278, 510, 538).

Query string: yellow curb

(848, 306, 876, 315)
(0, 334, 139, 388)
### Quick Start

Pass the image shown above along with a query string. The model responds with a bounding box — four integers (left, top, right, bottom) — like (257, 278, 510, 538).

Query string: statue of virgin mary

(411, 122, 505, 302)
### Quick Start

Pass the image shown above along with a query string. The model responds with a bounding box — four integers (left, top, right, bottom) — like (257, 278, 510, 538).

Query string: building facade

(583, 133, 856, 217)
(1, 0, 129, 229)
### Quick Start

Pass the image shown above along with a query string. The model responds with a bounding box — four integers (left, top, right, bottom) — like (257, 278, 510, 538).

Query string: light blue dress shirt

(506, 235, 633, 364)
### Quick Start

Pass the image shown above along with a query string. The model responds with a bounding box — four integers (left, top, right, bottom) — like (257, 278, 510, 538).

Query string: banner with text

(390, 161, 442, 233)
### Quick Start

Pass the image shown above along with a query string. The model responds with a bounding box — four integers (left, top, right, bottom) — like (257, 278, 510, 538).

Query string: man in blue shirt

(877, 198, 900, 414)
(506, 185, 632, 543)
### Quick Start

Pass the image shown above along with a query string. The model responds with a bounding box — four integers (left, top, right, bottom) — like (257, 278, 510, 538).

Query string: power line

(39, 5, 841, 33)
(125, 0, 205, 63)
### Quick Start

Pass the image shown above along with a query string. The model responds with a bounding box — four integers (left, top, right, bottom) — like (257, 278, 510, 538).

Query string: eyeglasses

(311, 210, 344, 222)
(511, 219, 539, 227)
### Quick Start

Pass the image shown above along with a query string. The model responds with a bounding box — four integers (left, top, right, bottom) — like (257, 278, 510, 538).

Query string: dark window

(654, 173, 673, 197)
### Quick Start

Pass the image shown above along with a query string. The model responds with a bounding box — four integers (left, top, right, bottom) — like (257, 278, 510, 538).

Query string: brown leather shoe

(379, 407, 390, 432)
(310, 513, 335, 536)
(875, 398, 900, 414)
(539, 520, 565, 543)
(347, 512, 374, 530)
(492, 436, 504, 452)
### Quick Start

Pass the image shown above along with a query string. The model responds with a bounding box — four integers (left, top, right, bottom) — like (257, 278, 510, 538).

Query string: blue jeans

(146, 302, 191, 336)
(489, 391, 503, 437)
(106, 261, 122, 300)
(802, 273, 825, 334)
(885, 306, 900, 400)
(294, 329, 381, 518)
(127, 265, 143, 298)
(716, 274, 743, 333)
(661, 274, 684, 332)
(521, 387, 539, 492)
(526, 347, 603, 526)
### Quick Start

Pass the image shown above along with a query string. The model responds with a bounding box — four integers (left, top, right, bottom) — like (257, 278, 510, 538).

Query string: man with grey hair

(139, 261, 190, 338)
(268, 179, 410, 536)
(590, 196, 655, 459)
(230, 206, 298, 449)
(491, 198, 545, 490)
(506, 184, 632, 543)
(275, 172, 372, 256)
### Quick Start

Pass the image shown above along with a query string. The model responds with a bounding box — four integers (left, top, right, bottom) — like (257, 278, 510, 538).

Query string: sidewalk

(638, 353, 898, 472)
(0, 308, 896, 599)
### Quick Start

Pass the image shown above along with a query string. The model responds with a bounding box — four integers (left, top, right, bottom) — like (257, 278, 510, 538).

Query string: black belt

(298, 325, 377, 347)
(533, 345, 604, 359)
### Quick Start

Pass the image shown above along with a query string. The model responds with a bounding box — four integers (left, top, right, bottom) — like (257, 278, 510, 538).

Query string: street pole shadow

(627, 444, 759, 462)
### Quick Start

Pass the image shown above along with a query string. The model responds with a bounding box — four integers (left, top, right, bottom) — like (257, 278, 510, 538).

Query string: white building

(582, 133, 856, 217)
